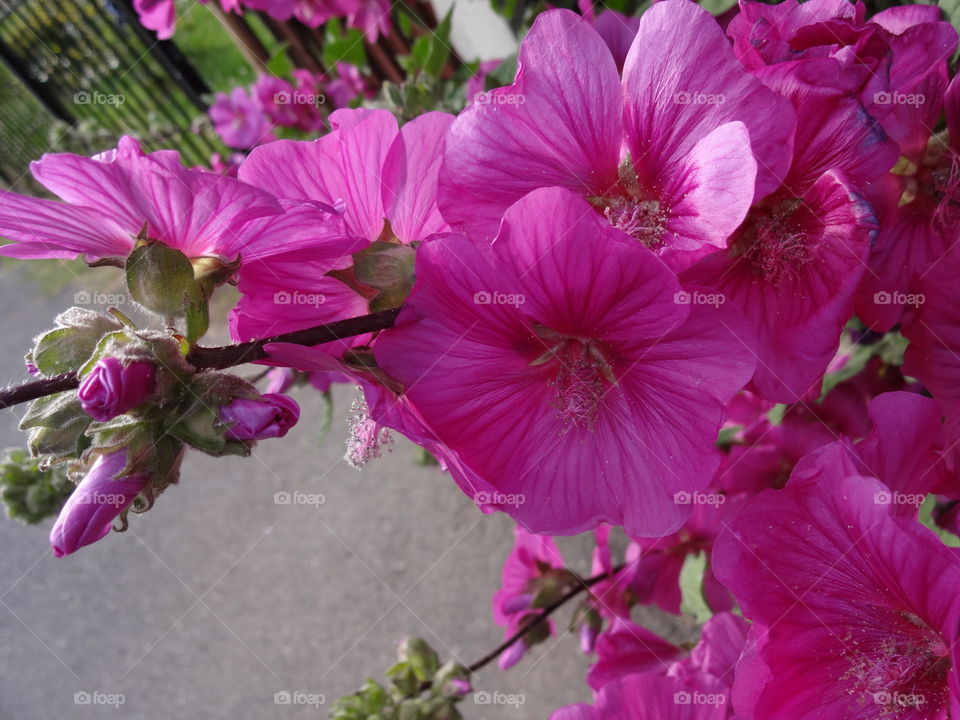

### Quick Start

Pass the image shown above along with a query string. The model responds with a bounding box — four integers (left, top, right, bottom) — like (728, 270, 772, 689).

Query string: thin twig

(0, 308, 401, 410)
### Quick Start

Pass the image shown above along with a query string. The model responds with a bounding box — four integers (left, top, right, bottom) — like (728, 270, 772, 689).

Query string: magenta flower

(210, 87, 273, 149)
(231, 109, 454, 343)
(848, 391, 952, 508)
(346, 0, 391, 42)
(220, 393, 300, 441)
(466, 60, 502, 102)
(713, 442, 960, 719)
(50, 451, 148, 557)
(375, 187, 756, 537)
(133, 0, 176, 39)
(627, 493, 743, 616)
(239, 108, 453, 243)
(0, 136, 282, 263)
(577, 1, 640, 72)
(585, 611, 747, 694)
(683, 170, 877, 402)
(78, 358, 155, 422)
(492, 527, 567, 669)
(902, 248, 960, 471)
(251, 74, 300, 128)
(586, 617, 683, 691)
(857, 74, 960, 331)
(728, 0, 956, 155)
(680, 44, 899, 402)
(440, 3, 795, 258)
(552, 672, 732, 720)
(326, 62, 371, 109)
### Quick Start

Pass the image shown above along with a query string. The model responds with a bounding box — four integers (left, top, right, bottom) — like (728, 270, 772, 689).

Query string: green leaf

(266, 43, 293, 77)
(323, 24, 368, 69)
(126, 242, 196, 318)
(940, 0, 960, 64)
(919, 495, 960, 547)
(679, 551, 713, 623)
(699, 0, 737, 14)
(0, 448, 74, 524)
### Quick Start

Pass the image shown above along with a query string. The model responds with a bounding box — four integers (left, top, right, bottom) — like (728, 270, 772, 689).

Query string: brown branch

(0, 308, 401, 410)
(465, 564, 621, 676)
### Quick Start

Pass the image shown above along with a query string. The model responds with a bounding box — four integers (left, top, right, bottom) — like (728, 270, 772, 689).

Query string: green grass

(173, 0, 279, 93)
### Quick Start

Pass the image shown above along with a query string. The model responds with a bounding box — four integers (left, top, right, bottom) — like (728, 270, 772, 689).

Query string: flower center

(918, 150, 960, 230)
(530, 326, 617, 432)
(603, 197, 668, 250)
(589, 157, 669, 251)
(731, 200, 815, 285)
(840, 610, 950, 716)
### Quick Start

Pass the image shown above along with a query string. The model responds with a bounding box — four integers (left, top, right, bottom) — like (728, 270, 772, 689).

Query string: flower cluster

(3, 0, 960, 716)
(134, 0, 391, 42)
(210, 66, 371, 150)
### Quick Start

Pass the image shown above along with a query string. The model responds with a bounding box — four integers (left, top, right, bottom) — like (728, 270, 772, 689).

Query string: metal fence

(0, 0, 224, 191)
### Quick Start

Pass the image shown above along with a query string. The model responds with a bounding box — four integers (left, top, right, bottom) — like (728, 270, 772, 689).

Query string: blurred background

(0, 1, 695, 716)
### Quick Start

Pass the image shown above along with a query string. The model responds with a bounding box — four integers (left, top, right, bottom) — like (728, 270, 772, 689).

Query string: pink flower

(240, 108, 453, 243)
(683, 170, 877, 402)
(856, 73, 960, 331)
(326, 62, 371, 109)
(0, 136, 282, 262)
(466, 60, 502, 101)
(713, 442, 960, 719)
(552, 673, 732, 720)
(219, 393, 300, 440)
(492, 527, 567, 668)
(681, 51, 896, 402)
(347, 0, 391, 41)
(627, 493, 744, 616)
(251, 74, 300, 127)
(439, 3, 795, 254)
(590, 9, 640, 72)
(728, 0, 956, 155)
(847, 391, 952, 507)
(78, 358, 155, 422)
(374, 187, 757, 537)
(231, 109, 454, 343)
(901, 249, 960, 471)
(586, 617, 683, 691)
(133, 0, 176, 39)
(210, 87, 273, 149)
(50, 451, 148, 557)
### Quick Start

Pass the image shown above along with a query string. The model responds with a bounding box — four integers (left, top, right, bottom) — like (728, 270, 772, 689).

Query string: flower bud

(49, 450, 148, 557)
(219, 393, 300, 440)
(265, 368, 297, 394)
(78, 358, 155, 422)
(445, 677, 472, 697)
(497, 640, 527, 670)
(579, 621, 599, 654)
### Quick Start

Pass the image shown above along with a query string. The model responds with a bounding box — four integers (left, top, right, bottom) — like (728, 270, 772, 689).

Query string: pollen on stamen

(603, 197, 668, 251)
(840, 626, 950, 718)
(928, 150, 960, 229)
(345, 391, 393, 469)
(734, 208, 815, 285)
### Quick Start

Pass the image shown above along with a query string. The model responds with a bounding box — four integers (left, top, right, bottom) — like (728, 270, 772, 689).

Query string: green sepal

(28, 419, 89, 459)
(20, 391, 89, 431)
(29, 307, 122, 376)
(352, 240, 417, 312)
(165, 373, 260, 456)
